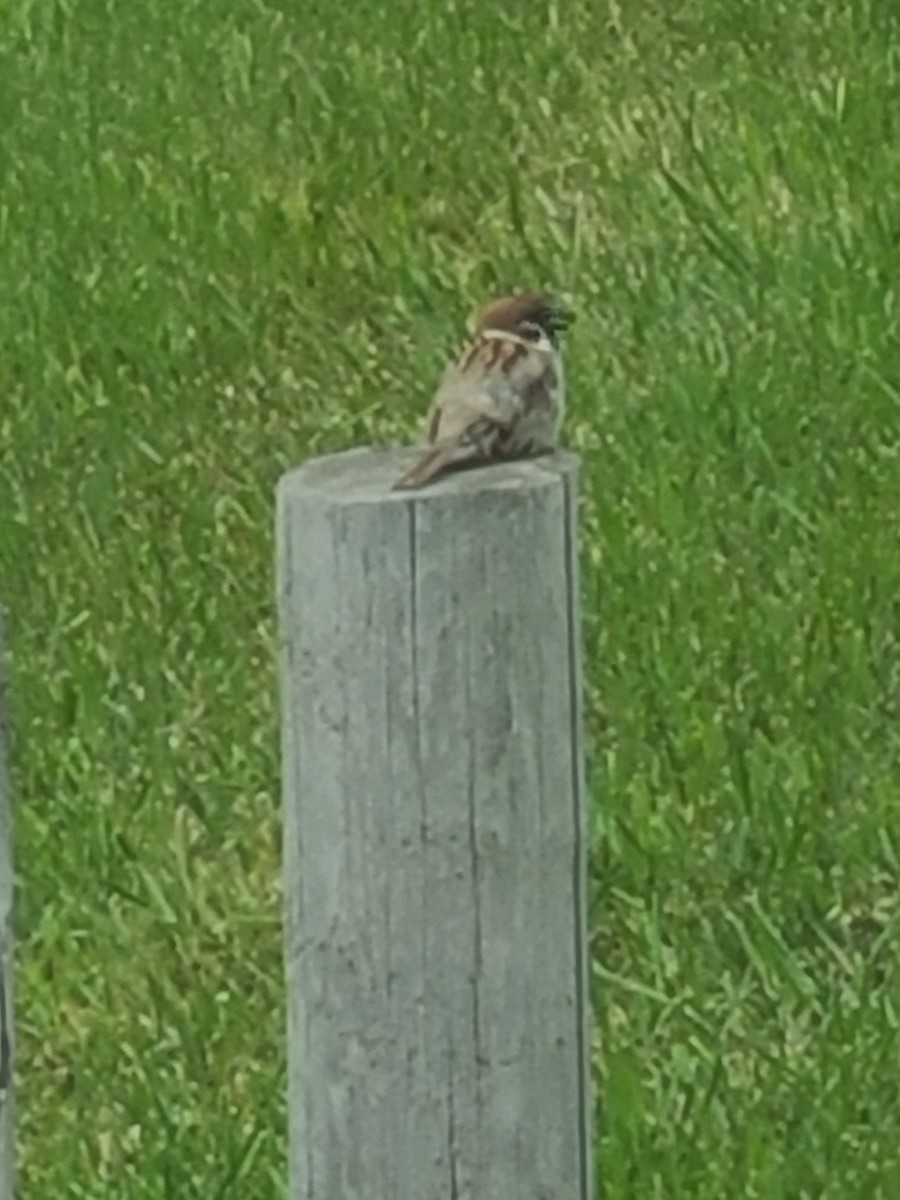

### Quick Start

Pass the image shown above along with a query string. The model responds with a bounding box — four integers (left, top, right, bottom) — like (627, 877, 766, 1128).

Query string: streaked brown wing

(425, 334, 549, 447)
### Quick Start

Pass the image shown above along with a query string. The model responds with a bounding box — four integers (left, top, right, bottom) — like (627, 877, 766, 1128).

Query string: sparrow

(392, 291, 574, 490)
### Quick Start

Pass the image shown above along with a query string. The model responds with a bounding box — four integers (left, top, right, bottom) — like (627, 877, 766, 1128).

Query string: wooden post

(277, 447, 591, 1200)
(0, 611, 12, 1199)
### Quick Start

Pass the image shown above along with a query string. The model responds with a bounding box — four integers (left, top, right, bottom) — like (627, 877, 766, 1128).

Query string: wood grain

(277, 448, 591, 1200)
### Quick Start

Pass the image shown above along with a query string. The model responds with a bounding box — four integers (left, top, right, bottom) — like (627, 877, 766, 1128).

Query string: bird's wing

(425, 333, 549, 448)
(393, 335, 556, 492)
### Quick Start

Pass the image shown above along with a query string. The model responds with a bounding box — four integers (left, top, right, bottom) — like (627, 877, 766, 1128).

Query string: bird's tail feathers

(391, 445, 460, 491)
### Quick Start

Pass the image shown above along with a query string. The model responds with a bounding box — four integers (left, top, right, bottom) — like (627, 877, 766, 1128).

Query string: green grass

(2, 0, 900, 1194)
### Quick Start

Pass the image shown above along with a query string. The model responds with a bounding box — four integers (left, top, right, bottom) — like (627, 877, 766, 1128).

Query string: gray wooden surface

(277, 448, 591, 1200)
(0, 612, 13, 1199)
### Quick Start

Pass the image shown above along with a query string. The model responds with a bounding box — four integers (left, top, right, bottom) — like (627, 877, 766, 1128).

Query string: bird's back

(428, 329, 560, 447)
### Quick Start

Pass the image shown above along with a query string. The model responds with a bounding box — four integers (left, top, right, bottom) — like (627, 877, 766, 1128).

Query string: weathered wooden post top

(277, 447, 591, 1200)
(0, 612, 13, 1200)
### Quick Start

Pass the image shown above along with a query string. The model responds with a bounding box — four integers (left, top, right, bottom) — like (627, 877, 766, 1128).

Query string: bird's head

(474, 292, 574, 348)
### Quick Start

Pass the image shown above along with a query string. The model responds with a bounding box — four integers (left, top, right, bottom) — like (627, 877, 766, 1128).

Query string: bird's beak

(552, 305, 575, 332)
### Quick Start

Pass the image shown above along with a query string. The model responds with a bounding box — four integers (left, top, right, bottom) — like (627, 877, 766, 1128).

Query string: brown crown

(474, 292, 574, 339)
